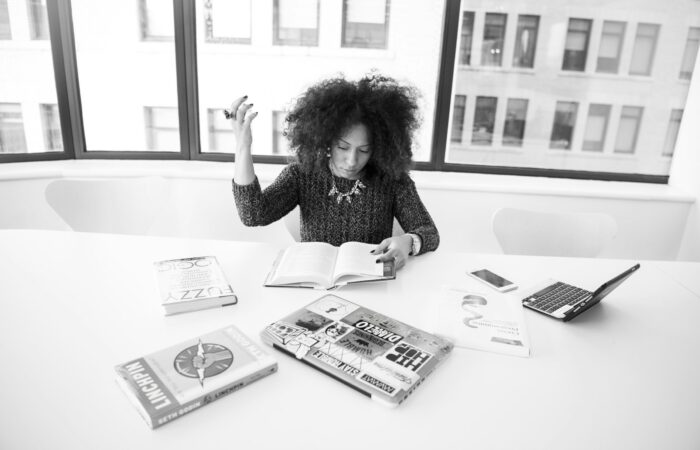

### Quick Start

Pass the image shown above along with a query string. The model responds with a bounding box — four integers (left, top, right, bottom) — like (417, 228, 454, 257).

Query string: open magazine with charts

(264, 241, 395, 290)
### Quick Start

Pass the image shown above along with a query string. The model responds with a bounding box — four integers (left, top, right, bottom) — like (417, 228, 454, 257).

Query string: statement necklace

(328, 177, 365, 204)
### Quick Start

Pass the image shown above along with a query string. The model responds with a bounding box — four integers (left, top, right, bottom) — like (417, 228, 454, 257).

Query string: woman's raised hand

(226, 95, 258, 151)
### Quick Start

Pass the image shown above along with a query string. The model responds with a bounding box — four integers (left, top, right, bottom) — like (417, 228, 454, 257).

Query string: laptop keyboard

(526, 282, 592, 313)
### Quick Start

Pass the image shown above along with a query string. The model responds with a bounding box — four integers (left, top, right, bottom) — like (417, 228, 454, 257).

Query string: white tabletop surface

(1, 229, 699, 450)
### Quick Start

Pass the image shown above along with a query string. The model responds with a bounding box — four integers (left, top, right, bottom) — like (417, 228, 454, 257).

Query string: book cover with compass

(115, 325, 277, 429)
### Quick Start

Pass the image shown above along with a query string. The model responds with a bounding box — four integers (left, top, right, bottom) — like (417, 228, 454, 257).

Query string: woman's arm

(229, 95, 257, 185)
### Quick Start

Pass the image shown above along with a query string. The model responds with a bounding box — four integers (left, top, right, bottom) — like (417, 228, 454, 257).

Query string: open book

(264, 241, 395, 290)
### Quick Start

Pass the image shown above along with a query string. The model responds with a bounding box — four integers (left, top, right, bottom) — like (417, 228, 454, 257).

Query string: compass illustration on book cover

(174, 340, 234, 387)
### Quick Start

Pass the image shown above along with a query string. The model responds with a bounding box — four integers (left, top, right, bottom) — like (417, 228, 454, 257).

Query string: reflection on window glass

(145, 107, 179, 151)
(482, 13, 506, 66)
(680, 27, 700, 80)
(207, 108, 234, 153)
(451, 95, 466, 143)
(513, 15, 538, 68)
(342, 0, 389, 49)
(274, 0, 319, 46)
(272, 111, 289, 154)
(139, 0, 173, 41)
(503, 98, 528, 146)
(472, 96, 497, 145)
(596, 21, 625, 73)
(204, 0, 251, 44)
(459, 12, 474, 65)
(28, 0, 49, 40)
(662, 109, 683, 156)
(40, 104, 62, 151)
(73, 0, 180, 152)
(0, 103, 27, 154)
(614, 106, 643, 153)
(0, 0, 11, 39)
(629, 23, 659, 76)
(582, 104, 611, 152)
(563, 18, 592, 71)
(550, 101, 578, 150)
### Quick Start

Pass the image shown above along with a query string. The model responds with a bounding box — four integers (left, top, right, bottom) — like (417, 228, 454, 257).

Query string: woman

(229, 73, 438, 269)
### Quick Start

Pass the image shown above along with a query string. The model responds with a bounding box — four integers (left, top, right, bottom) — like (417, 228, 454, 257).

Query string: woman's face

(329, 123, 371, 180)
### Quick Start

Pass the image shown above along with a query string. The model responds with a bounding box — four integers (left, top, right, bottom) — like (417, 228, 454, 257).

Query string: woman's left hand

(372, 235, 413, 270)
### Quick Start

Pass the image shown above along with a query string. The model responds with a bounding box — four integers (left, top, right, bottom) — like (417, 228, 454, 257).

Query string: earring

(325, 147, 331, 158)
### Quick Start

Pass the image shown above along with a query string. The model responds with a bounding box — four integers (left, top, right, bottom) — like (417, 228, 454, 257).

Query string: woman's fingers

(226, 95, 249, 120)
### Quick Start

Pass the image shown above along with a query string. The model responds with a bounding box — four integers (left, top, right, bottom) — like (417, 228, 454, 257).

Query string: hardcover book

(114, 325, 277, 429)
(155, 256, 237, 315)
(430, 286, 530, 357)
(264, 241, 395, 290)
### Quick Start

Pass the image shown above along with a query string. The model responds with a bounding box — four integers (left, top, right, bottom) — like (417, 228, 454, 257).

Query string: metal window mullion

(173, 0, 192, 159)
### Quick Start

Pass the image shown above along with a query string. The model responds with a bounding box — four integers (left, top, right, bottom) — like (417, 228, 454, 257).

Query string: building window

(562, 18, 592, 71)
(596, 21, 625, 74)
(342, 0, 390, 49)
(1, 0, 12, 39)
(680, 27, 700, 80)
(550, 101, 578, 150)
(40, 104, 62, 151)
(139, 0, 174, 41)
(203, 0, 251, 44)
(472, 96, 497, 145)
(459, 11, 474, 65)
(513, 15, 539, 68)
(481, 13, 507, 67)
(662, 109, 683, 157)
(614, 106, 643, 153)
(582, 104, 611, 152)
(27, 0, 49, 40)
(144, 107, 179, 151)
(272, 111, 289, 155)
(629, 23, 659, 76)
(503, 98, 528, 147)
(451, 95, 466, 143)
(273, 0, 319, 47)
(0, 103, 27, 154)
(206, 108, 234, 153)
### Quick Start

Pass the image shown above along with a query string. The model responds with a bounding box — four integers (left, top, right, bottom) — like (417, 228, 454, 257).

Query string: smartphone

(467, 268, 518, 292)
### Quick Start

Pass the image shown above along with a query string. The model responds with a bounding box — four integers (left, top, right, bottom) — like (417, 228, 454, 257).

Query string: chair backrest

(283, 206, 405, 242)
(45, 176, 169, 235)
(492, 207, 618, 257)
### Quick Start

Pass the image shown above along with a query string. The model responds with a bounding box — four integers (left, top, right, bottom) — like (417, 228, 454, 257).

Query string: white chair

(492, 207, 618, 257)
(45, 176, 169, 235)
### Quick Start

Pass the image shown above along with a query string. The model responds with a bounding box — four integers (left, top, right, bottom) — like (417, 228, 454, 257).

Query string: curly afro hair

(284, 73, 421, 180)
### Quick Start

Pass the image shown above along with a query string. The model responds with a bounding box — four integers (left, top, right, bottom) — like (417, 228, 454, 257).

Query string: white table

(1, 230, 699, 450)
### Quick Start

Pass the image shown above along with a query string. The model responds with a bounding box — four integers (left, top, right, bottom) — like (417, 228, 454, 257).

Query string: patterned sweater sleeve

(232, 163, 300, 226)
(393, 174, 440, 254)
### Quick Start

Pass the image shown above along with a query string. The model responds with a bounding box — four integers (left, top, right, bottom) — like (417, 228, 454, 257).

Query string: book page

(332, 241, 384, 283)
(270, 242, 337, 287)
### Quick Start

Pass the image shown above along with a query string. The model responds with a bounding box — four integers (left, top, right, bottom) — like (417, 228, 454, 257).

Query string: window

(482, 13, 507, 66)
(458, 11, 474, 65)
(596, 21, 625, 73)
(472, 96, 497, 145)
(342, 0, 390, 49)
(206, 109, 234, 153)
(272, 111, 289, 155)
(40, 104, 62, 151)
(503, 99, 528, 147)
(203, 0, 251, 44)
(582, 104, 611, 152)
(0, 103, 27, 154)
(629, 23, 659, 76)
(1, 0, 11, 39)
(273, 0, 319, 47)
(662, 109, 683, 157)
(144, 107, 179, 151)
(562, 18, 592, 71)
(27, 0, 49, 40)
(550, 101, 578, 150)
(139, 0, 173, 41)
(614, 106, 643, 153)
(451, 95, 466, 143)
(513, 15, 539, 68)
(680, 27, 700, 80)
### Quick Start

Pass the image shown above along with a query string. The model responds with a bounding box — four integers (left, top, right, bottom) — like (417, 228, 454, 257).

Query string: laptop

(260, 293, 453, 407)
(520, 263, 640, 322)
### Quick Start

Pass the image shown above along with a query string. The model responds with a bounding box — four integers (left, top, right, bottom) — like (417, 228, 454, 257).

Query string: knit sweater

(232, 162, 439, 254)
